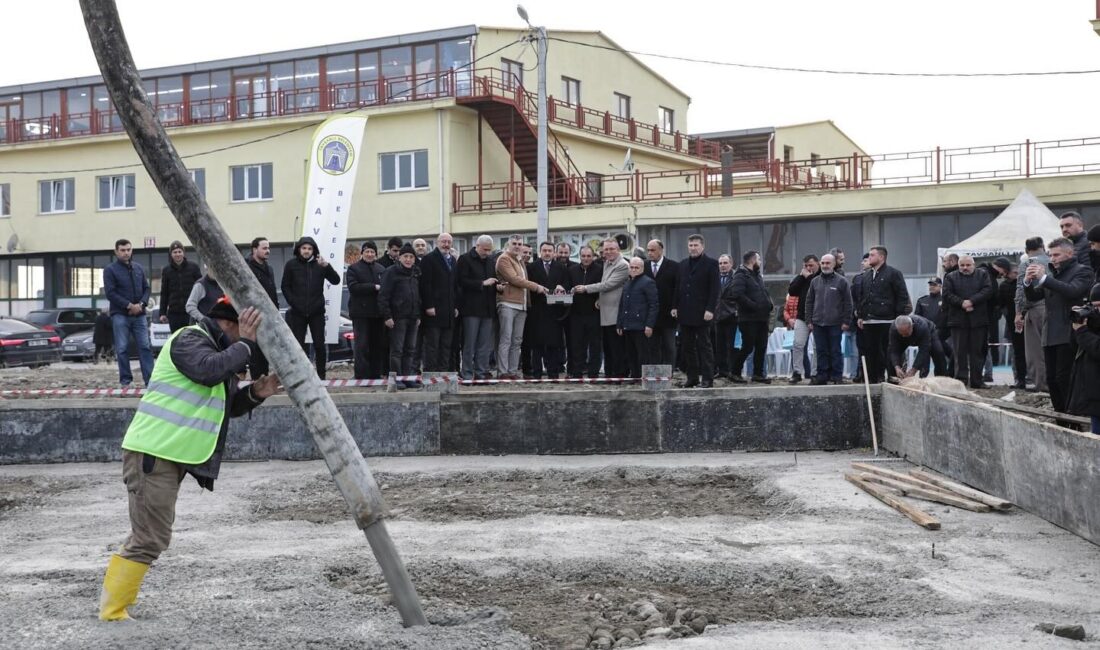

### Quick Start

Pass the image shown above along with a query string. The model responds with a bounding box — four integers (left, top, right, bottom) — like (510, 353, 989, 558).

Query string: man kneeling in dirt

(99, 297, 281, 621)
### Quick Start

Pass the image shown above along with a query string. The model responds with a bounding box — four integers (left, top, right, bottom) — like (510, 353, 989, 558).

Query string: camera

(1071, 304, 1099, 325)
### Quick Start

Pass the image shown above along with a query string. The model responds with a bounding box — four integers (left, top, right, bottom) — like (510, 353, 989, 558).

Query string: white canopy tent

(937, 188, 1062, 262)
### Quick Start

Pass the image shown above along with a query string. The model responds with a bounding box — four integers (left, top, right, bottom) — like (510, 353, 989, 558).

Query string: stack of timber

(845, 462, 1012, 530)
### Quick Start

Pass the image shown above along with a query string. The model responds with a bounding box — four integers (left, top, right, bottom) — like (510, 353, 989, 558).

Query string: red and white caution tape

(1, 375, 670, 397)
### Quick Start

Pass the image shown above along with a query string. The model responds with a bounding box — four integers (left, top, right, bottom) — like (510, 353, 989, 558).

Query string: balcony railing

(452, 135, 1100, 213)
(0, 67, 721, 164)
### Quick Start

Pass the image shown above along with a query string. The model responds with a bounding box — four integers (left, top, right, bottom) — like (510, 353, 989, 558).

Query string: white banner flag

(300, 115, 367, 343)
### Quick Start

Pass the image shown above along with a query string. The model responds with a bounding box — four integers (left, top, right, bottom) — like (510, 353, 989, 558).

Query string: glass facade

(0, 35, 473, 143)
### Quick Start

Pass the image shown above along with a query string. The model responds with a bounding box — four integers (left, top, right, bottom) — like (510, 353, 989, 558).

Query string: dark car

(23, 308, 101, 339)
(0, 317, 62, 368)
(60, 329, 98, 361)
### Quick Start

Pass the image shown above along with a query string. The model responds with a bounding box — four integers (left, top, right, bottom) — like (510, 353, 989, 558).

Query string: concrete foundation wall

(881, 384, 1100, 546)
(1, 385, 875, 464)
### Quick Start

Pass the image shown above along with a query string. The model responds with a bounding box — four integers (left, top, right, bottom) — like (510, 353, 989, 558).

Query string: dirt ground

(1, 452, 1098, 649)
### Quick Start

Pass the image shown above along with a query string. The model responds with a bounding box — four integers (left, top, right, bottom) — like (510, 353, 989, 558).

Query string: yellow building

(0, 24, 1097, 314)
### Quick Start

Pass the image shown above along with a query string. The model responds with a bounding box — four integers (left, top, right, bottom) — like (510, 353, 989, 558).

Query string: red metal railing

(0, 67, 721, 168)
(452, 135, 1100, 213)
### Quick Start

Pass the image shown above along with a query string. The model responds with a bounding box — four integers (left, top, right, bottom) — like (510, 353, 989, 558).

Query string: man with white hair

(804, 253, 852, 385)
(888, 314, 947, 378)
(942, 255, 994, 388)
(496, 234, 549, 380)
(456, 235, 498, 379)
(575, 238, 630, 377)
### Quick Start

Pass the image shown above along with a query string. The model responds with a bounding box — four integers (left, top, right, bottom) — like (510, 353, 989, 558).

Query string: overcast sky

(2, 0, 1098, 154)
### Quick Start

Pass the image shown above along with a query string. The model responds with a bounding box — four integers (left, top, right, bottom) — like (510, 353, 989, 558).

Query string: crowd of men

(106, 211, 1100, 432)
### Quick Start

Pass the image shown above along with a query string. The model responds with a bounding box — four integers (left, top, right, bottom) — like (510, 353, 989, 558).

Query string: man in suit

(1024, 237, 1095, 417)
(672, 234, 721, 388)
(567, 246, 604, 378)
(526, 242, 570, 378)
(714, 254, 738, 379)
(942, 256, 995, 389)
(575, 239, 630, 377)
(644, 239, 680, 371)
(418, 233, 458, 372)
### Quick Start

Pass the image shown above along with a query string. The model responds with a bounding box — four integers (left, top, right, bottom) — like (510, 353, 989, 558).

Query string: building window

(584, 172, 602, 204)
(0, 184, 9, 216)
(783, 146, 794, 164)
(189, 169, 206, 198)
(502, 59, 524, 90)
(380, 150, 428, 192)
(562, 76, 581, 107)
(97, 174, 136, 210)
(39, 178, 75, 214)
(658, 107, 674, 134)
(231, 163, 273, 202)
(614, 93, 631, 120)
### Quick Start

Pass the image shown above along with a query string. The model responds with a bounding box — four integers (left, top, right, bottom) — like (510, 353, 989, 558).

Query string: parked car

(148, 307, 170, 355)
(60, 329, 98, 362)
(23, 308, 101, 339)
(0, 317, 62, 368)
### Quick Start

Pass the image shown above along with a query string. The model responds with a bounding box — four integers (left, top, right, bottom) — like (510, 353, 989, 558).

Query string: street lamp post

(518, 5, 549, 244)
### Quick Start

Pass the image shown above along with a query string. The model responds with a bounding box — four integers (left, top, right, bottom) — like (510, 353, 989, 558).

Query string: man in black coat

(245, 236, 279, 378)
(567, 246, 604, 378)
(729, 250, 774, 383)
(418, 233, 458, 372)
(456, 235, 499, 380)
(246, 237, 279, 306)
(942, 256, 995, 388)
(617, 257, 659, 379)
(644, 239, 680, 371)
(1024, 238, 1095, 416)
(379, 244, 422, 389)
(379, 237, 402, 269)
(888, 314, 947, 378)
(714, 254, 738, 379)
(856, 246, 911, 384)
(1067, 283, 1100, 434)
(672, 234, 720, 388)
(525, 241, 569, 378)
(915, 277, 953, 377)
(1059, 211, 1090, 267)
(159, 241, 202, 332)
(993, 257, 1026, 388)
(345, 241, 387, 379)
(281, 236, 341, 380)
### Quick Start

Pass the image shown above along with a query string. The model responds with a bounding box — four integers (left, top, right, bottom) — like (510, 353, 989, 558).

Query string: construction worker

(99, 296, 280, 621)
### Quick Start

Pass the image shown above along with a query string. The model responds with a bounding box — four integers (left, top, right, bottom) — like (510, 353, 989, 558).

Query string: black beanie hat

(1090, 283, 1100, 303)
(399, 243, 415, 256)
(1088, 224, 1100, 243)
(206, 296, 239, 322)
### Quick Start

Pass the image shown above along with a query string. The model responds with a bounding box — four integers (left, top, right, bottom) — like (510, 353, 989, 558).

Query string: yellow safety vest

(121, 325, 227, 465)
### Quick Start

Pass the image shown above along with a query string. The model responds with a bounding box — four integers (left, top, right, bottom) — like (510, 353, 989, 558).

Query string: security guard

(100, 297, 280, 621)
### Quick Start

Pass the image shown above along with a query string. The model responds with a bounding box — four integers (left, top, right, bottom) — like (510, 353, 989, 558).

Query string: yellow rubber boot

(99, 554, 149, 621)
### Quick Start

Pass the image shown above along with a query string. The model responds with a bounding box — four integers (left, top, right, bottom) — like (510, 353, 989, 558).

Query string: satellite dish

(621, 148, 634, 172)
(5, 233, 18, 253)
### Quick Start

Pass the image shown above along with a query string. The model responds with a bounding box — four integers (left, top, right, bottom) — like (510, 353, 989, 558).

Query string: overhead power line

(547, 36, 1100, 78)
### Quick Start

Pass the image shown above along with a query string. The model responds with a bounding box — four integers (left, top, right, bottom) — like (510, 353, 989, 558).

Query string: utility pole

(518, 5, 549, 243)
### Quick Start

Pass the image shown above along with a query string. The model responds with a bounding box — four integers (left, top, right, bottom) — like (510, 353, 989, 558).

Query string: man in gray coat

(804, 254, 852, 384)
(574, 238, 630, 377)
(1015, 236, 1049, 391)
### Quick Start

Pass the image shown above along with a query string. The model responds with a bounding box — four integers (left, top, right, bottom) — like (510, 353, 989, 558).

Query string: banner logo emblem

(318, 135, 355, 175)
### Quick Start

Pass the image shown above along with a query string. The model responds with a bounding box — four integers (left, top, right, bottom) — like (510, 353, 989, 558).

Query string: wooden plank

(845, 474, 941, 530)
(850, 462, 948, 492)
(852, 473, 991, 512)
(910, 469, 1013, 511)
(973, 395, 1091, 426)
